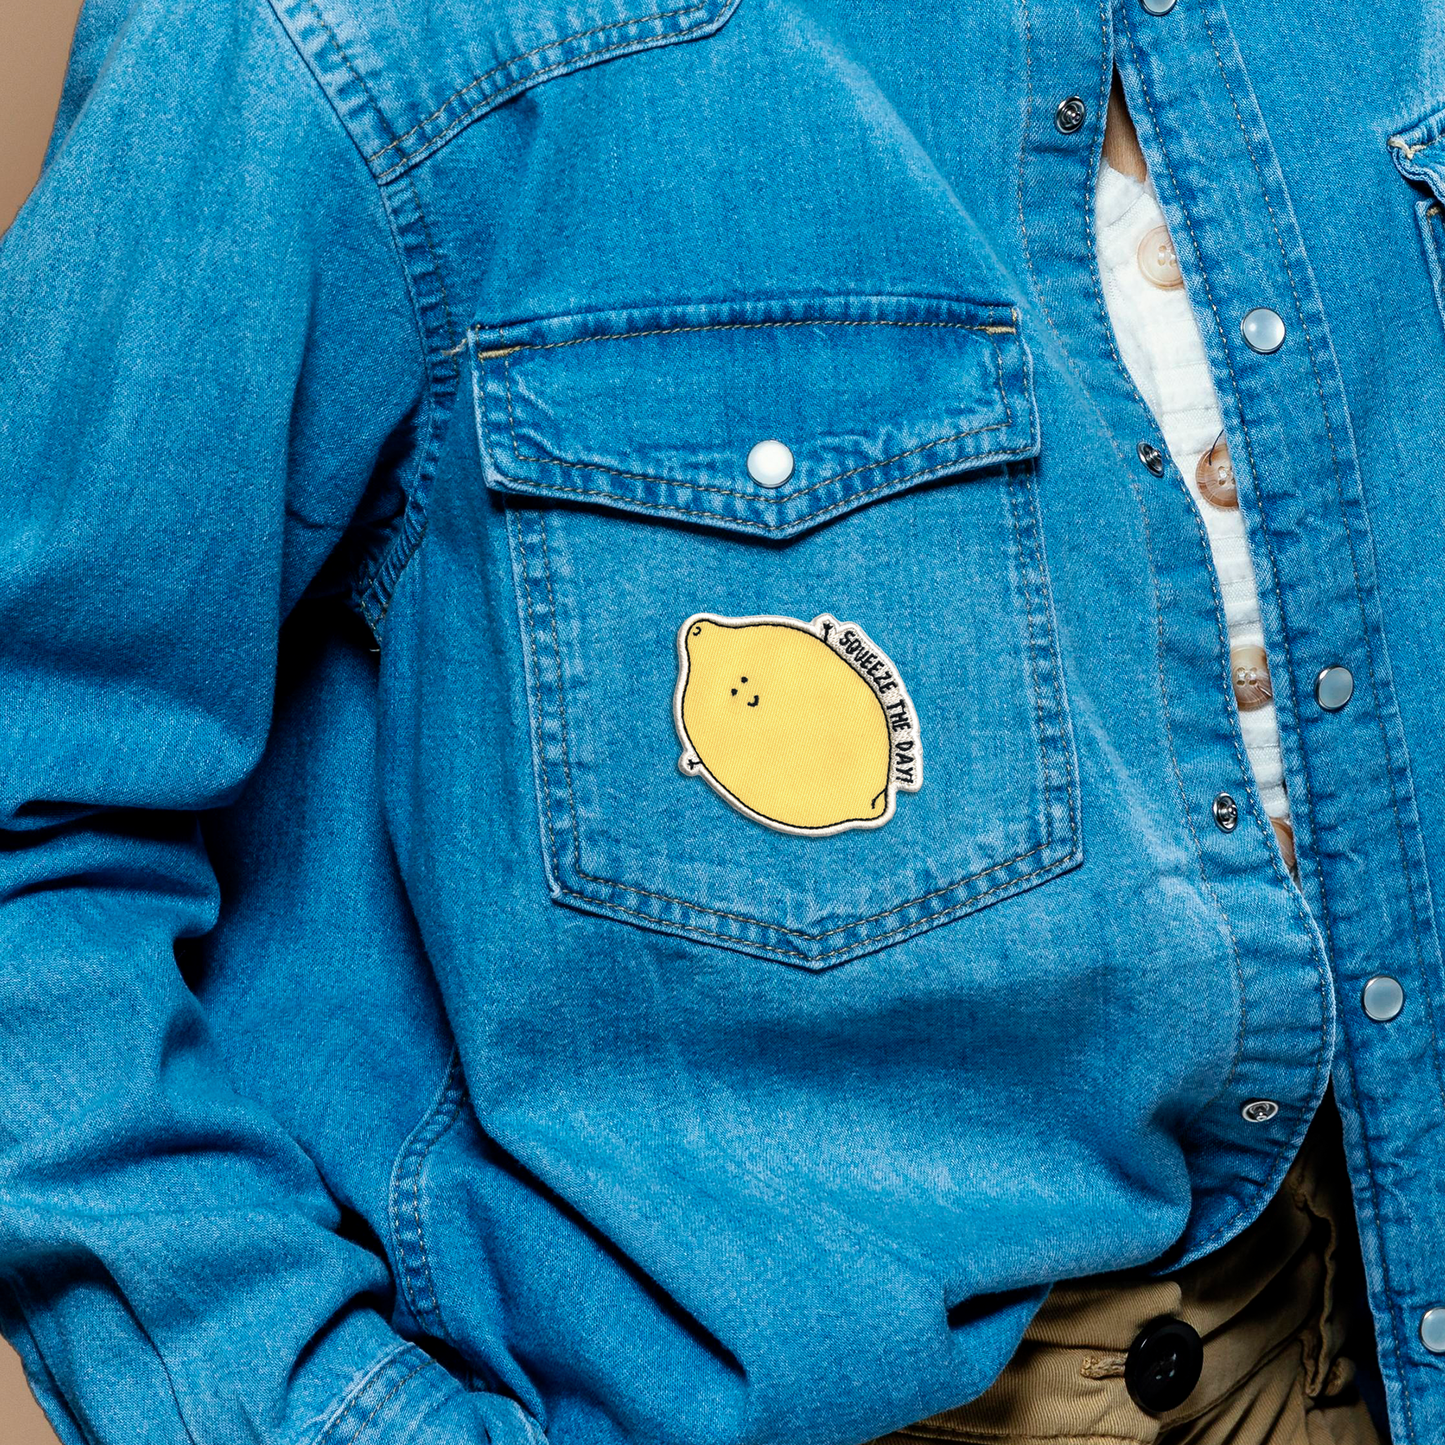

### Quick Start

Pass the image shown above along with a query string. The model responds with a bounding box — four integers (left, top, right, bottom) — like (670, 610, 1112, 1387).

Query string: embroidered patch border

(673, 612, 922, 837)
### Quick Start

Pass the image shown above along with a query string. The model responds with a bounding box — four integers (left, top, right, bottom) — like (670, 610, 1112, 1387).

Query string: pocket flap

(470, 295, 1039, 539)
(1390, 104, 1445, 199)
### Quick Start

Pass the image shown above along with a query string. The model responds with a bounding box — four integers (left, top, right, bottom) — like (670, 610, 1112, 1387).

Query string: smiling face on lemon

(674, 613, 920, 835)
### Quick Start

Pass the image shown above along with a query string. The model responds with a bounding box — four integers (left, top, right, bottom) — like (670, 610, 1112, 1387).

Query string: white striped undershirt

(1094, 159, 1295, 872)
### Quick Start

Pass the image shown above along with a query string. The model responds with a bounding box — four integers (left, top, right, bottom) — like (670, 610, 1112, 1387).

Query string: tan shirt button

(1136, 224, 1184, 290)
(1195, 435, 1238, 509)
(1232, 644, 1273, 712)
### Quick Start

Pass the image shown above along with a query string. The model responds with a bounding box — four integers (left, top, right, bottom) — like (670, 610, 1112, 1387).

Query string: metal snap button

(1139, 0, 1178, 13)
(1361, 975, 1405, 1023)
(1314, 665, 1354, 713)
(1212, 793, 1238, 832)
(1242, 1099, 1280, 1123)
(1241, 307, 1286, 354)
(1137, 440, 1166, 476)
(1055, 96, 1087, 134)
(1125, 1316, 1202, 1413)
(746, 439, 794, 489)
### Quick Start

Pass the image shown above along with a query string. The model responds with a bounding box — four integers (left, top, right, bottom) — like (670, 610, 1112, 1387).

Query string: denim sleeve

(0, 5, 522, 1443)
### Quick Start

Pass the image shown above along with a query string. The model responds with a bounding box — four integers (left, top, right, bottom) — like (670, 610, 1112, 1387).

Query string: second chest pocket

(1391, 102, 1445, 340)
(471, 294, 1080, 969)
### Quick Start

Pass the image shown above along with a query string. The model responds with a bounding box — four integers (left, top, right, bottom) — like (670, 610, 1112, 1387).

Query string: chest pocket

(1391, 103, 1445, 340)
(471, 293, 1080, 968)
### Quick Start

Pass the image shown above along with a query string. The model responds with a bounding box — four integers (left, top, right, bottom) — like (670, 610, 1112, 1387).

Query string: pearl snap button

(1241, 1099, 1280, 1123)
(1421, 1309, 1445, 1354)
(1241, 307, 1286, 354)
(1195, 435, 1238, 509)
(1361, 975, 1405, 1022)
(746, 439, 794, 489)
(1139, 0, 1177, 13)
(1137, 225, 1184, 290)
(1315, 665, 1354, 713)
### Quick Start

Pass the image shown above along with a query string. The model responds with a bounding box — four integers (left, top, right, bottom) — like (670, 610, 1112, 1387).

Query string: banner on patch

(673, 612, 922, 837)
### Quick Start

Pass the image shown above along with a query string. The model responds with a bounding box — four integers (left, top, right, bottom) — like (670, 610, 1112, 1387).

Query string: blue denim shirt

(4, 0, 1445, 1441)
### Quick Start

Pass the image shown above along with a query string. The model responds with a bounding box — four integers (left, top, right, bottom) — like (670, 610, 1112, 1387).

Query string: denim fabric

(2, 0, 1444, 1442)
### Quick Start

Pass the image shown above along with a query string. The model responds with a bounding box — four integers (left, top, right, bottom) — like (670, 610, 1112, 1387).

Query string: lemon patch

(674, 613, 921, 836)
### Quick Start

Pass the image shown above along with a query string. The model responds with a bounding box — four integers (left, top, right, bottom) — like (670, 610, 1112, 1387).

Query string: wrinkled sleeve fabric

(0, 4, 516, 1442)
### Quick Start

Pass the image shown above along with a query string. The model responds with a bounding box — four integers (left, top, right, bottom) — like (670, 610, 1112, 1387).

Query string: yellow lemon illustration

(675, 613, 919, 835)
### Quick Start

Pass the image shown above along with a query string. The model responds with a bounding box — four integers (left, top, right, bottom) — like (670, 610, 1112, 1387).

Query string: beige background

(2, 3, 93, 1438)
(2, 0, 84, 232)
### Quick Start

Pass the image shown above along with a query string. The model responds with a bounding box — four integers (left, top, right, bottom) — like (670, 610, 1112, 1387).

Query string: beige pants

(875, 1094, 1384, 1445)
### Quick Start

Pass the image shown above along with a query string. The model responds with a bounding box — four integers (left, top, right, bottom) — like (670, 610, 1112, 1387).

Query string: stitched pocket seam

(509, 462, 1078, 962)
(1412, 200, 1445, 342)
(486, 319, 1023, 510)
(539, 504, 1052, 943)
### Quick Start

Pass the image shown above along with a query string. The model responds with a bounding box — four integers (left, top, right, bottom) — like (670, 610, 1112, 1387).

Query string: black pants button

(1124, 1315, 1204, 1414)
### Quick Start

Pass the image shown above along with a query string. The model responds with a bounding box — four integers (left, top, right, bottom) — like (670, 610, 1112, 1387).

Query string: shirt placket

(1016, 0, 1336, 1294)
(1111, 2, 1445, 1441)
